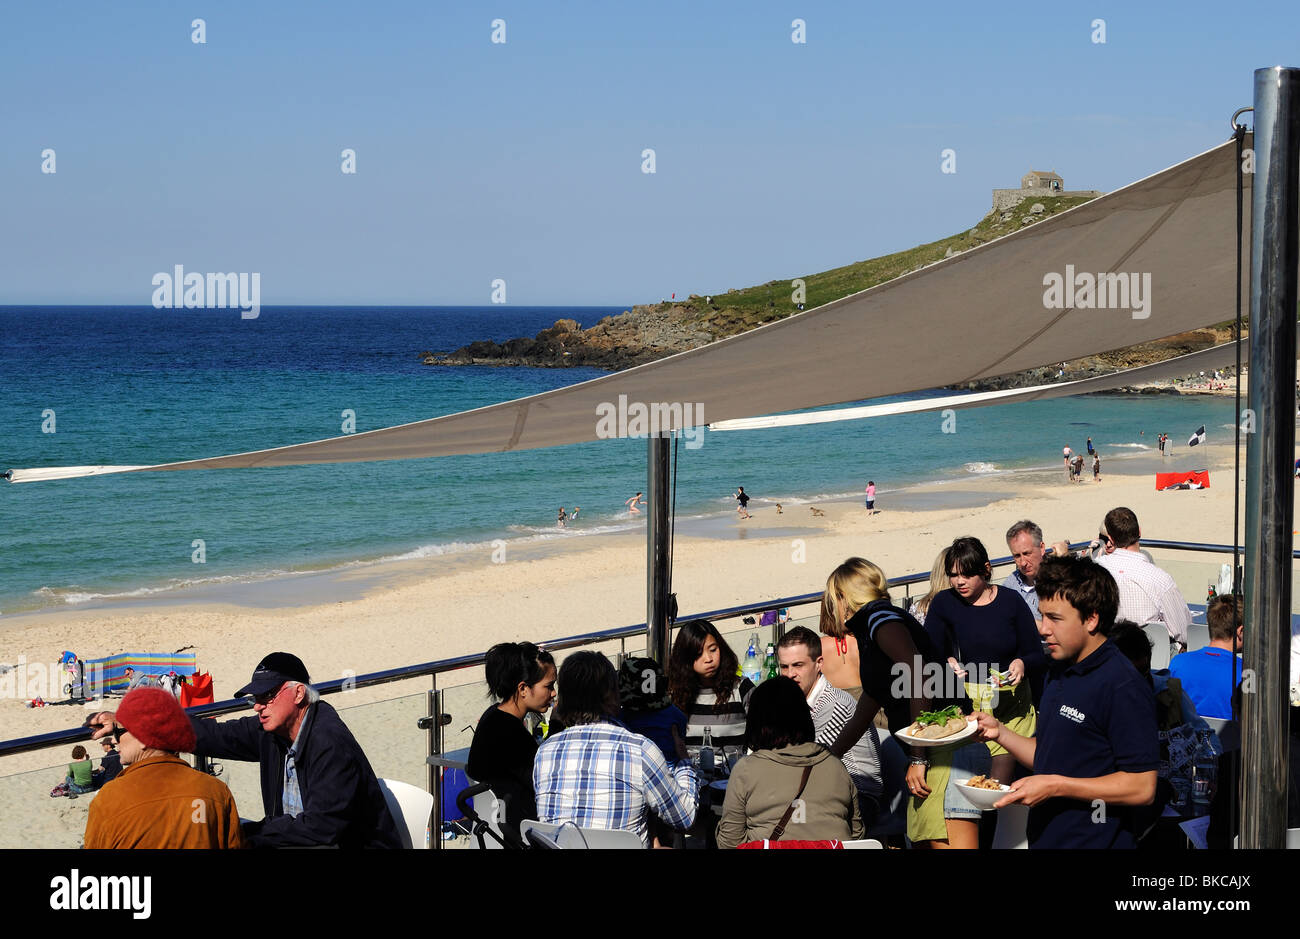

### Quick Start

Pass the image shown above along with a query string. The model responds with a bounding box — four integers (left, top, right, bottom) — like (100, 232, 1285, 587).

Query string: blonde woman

(820, 557, 986, 849)
(908, 551, 952, 626)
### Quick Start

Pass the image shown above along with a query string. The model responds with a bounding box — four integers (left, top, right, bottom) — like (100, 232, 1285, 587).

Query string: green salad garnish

(915, 705, 961, 726)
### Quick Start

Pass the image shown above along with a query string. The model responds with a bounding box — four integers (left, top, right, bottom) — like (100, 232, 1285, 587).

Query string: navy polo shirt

(1029, 639, 1159, 849)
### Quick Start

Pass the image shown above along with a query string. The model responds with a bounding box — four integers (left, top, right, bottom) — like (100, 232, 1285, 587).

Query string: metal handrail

(0, 538, 1276, 761)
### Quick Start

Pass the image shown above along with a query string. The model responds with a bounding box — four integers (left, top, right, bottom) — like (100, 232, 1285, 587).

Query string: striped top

(808, 676, 882, 800)
(683, 679, 755, 749)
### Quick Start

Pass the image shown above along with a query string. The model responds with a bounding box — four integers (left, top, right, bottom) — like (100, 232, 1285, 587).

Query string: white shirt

(1095, 548, 1192, 645)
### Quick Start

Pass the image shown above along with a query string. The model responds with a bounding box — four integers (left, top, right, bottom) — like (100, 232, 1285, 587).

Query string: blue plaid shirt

(532, 721, 697, 845)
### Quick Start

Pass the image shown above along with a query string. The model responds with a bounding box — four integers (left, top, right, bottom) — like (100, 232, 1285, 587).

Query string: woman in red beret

(83, 687, 244, 849)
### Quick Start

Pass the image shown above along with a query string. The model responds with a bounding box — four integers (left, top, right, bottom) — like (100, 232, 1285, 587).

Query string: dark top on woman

(846, 598, 954, 735)
(621, 704, 688, 764)
(466, 705, 538, 842)
(924, 585, 1047, 710)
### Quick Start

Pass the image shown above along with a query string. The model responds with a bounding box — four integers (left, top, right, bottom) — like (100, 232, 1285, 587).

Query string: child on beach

(1093, 454, 1101, 482)
(53, 745, 94, 798)
(865, 481, 877, 514)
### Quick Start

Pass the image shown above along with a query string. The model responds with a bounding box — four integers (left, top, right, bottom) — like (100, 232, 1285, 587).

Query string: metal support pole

(425, 685, 437, 795)
(429, 687, 445, 850)
(1242, 65, 1300, 849)
(647, 435, 672, 666)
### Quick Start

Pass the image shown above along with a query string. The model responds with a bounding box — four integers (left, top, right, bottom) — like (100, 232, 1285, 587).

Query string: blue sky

(1, 0, 1295, 306)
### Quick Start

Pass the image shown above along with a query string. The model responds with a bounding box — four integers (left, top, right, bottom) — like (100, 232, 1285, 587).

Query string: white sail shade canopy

(6, 137, 1251, 484)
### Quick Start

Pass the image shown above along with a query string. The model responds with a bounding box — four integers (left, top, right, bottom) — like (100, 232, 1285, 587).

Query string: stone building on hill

(992, 169, 1102, 212)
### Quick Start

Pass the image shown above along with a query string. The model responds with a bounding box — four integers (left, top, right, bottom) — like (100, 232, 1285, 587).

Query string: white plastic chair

(1184, 623, 1211, 653)
(378, 778, 435, 849)
(1143, 623, 1174, 670)
(842, 838, 884, 849)
(519, 819, 645, 849)
(1230, 829, 1300, 848)
(471, 786, 508, 850)
(992, 803, 1030, 849)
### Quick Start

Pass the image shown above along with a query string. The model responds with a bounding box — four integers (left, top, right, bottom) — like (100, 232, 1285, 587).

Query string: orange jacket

(83, 753, 243, 849)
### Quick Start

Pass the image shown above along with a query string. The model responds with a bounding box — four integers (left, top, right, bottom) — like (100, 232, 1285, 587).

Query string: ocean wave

(32, 570, 297, 605)
(963, 462, 1000, 474)
(27, 522, 654, 608)
(1108, 443, 1151, 449)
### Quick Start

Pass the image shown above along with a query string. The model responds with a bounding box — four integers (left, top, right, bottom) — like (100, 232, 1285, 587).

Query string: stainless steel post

(425, 685, 436, 796)
(430, 687, 445, 850)
(1242, 65, 1300, 849)
(647, 435, 672, 666)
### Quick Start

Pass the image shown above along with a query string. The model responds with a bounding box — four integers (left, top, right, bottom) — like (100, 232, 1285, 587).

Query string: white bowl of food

(955, 775, 1013, 811)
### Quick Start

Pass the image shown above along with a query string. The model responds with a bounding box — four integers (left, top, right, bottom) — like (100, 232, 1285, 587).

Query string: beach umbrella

(1187, 425, 1207, 447)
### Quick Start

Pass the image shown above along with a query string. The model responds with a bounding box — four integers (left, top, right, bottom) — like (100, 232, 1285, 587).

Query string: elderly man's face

(253, 682, 305, 738)
(1008, 532, 1045, 583)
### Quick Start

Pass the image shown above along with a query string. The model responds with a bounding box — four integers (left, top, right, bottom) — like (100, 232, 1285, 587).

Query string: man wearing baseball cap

(89, 652, 400, 848)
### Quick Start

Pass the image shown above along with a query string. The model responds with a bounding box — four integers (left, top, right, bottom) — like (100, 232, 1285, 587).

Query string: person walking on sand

(1062, 445, 1072, 481)
(864, 481, 878, 515)
(1093, 453, 1101, 483)
(626, 492, 646, 515)
(734, 487, 752, 519)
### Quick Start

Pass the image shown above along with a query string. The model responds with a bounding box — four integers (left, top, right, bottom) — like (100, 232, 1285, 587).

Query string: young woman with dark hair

(924, 536, 1045, 794)
(716, 677, 863, 848)
(466, 641, 556, 843)
(667, 619, 754, 750)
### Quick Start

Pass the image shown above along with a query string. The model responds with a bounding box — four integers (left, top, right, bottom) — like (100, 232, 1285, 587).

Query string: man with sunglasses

(89, 652, 400, 849)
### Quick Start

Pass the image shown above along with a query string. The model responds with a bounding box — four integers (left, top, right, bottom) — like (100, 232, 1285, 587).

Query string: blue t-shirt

(1168, 647, 1240, 720)
(1029, 639, 1160, 849)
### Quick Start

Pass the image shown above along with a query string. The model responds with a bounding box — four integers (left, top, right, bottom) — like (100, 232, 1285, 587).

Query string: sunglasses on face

(252, 684, 290, 706)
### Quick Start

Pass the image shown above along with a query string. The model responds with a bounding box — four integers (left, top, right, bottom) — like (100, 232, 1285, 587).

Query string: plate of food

(955, 774, 1013, 811)
(895, 706, 978, 748)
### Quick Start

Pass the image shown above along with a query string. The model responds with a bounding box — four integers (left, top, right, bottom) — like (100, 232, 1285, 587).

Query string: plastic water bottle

(742, 636, 763, 684)
(1191, 730, 1217, 815)
(763, 643, 778, 681)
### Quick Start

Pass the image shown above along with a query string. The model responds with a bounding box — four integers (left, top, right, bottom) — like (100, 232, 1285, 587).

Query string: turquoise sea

(0, 306, 1240, 616)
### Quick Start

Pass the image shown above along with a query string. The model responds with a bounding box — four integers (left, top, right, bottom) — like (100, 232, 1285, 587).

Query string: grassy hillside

(669, 195, 1100, 335)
